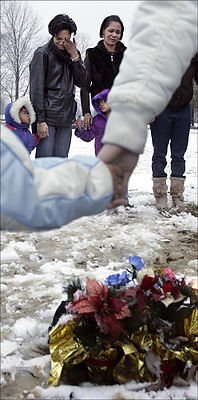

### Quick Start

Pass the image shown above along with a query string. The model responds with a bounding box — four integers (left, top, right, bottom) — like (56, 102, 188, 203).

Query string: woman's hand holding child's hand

(37, 122, 49, 139)
(83, 113, 93, 130)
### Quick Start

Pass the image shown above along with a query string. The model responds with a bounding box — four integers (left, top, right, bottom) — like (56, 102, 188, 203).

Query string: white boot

(170, 177, 185, 211)
(153, 178, 168, 210)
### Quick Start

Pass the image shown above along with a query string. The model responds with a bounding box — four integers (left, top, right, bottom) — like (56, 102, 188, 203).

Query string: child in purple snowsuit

(75, 89, 110, 155)
(5, 96, 39, 154)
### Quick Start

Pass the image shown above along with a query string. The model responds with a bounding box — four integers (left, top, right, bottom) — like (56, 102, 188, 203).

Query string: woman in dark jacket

(80, 15, 126, 129)
(30, 14, 87, 158)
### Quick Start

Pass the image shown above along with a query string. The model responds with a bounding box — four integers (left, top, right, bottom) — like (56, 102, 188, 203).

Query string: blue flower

(129, 255, 145, 271)
(153, 283, 159, 289)
(106, 271, 131, 287)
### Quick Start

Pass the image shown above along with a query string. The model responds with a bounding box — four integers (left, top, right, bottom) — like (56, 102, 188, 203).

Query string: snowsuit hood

(5, 96, 36, 129)
(75, 89, 110, 155)
(91, 89, 110, 117)
(5, 96, 38, 154)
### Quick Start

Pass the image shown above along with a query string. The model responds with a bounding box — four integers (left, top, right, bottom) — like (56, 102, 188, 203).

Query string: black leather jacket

(29, 41, 87, 127)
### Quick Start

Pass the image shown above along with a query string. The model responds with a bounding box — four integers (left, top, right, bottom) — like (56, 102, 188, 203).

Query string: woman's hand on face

(64, 37, 78, 59)
(83, 113, 93, 130)
(37, 122, 49, 139)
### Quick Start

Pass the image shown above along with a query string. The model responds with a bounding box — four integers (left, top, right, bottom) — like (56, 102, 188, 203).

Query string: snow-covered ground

(1, 129, 197, 399)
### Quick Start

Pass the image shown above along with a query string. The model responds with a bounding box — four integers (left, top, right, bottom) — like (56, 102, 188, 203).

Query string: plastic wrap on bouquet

(49, 322, 155, 386)
(48, 262, 198, 388)
(49, 320, 87, 386)
(184, 308, 198, 338)
(112, 340, 154, 384)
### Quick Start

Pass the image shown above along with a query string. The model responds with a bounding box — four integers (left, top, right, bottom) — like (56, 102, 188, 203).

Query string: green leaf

(63, 277, 82, 301)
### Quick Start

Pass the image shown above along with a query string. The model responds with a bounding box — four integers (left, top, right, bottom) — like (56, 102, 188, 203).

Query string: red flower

(162, 280, 179, 299)
(162, 281, 173, 293)
(171, 286, 179, 299)
(140, 275, 159, 293)
(72, 277, 131, 340)
(136, 288, 146, 310)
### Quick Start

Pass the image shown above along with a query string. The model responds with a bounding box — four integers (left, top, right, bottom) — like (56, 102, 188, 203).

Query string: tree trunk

(15, 68, 19, 100)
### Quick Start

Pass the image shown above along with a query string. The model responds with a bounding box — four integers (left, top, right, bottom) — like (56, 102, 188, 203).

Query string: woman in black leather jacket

(80, 15, 126, 130)
(29, 14, 87, 158)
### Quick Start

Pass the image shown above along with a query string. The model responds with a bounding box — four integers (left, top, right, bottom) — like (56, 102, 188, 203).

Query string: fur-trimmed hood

(5, 96, 36, 128)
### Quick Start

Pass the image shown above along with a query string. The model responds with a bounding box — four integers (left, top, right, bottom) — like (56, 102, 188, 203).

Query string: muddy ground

(1, 198, 197, 399)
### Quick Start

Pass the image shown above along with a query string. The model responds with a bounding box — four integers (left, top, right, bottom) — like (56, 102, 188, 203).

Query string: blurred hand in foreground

(99, 144, 139, 208)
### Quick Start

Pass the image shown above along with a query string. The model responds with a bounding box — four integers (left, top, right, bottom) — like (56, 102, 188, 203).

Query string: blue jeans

(150, 105, 190, 178)
(36, 125, 72, 158)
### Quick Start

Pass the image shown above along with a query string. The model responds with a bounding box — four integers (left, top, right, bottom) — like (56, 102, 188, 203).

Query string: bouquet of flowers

(48, 256, 197, 389)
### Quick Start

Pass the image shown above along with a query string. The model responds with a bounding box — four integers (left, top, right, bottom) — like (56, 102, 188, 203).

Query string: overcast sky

(28, 1, 142, 47)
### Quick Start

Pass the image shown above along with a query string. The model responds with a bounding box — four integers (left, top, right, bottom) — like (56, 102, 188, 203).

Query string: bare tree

(74, 32, 91, 117)
(75, 32, 91, 61)
(1, 0, 42, 105)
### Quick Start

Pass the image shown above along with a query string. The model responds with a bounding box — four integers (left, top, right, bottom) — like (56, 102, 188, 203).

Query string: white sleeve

(102, 0, 197, 154)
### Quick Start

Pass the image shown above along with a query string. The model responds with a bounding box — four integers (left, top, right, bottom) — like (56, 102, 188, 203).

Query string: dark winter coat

(75, 89, 109, 155)
(29, 39, 87, 127)
(5, 98, 39, 154)
(80, 40, 126, 115)
(168, 52, 198, 111)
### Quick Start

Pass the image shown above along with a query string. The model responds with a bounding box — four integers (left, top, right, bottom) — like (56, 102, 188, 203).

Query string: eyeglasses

(55, 36, 71, 42)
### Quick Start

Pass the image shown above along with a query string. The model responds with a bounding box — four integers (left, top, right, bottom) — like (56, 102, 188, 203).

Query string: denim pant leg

(53, 125, 72, 157)
(170, 105, 190, 177)
(150, 108, 173, 177)
(35, 125, 56, 158)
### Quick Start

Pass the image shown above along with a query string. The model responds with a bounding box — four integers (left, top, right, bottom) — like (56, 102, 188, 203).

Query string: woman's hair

(99, 15, 124, 40)
(48, 14, 77, 36)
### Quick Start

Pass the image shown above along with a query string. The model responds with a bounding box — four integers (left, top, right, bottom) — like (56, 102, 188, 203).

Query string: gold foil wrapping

(48, 320, 87, 386)
(48, 308, 198, 386)
(184, 308, 198, 338)
(113, 340, 154, 384)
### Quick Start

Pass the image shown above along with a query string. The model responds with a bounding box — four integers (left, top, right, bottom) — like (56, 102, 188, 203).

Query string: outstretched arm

(74, 124, 96, 142)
